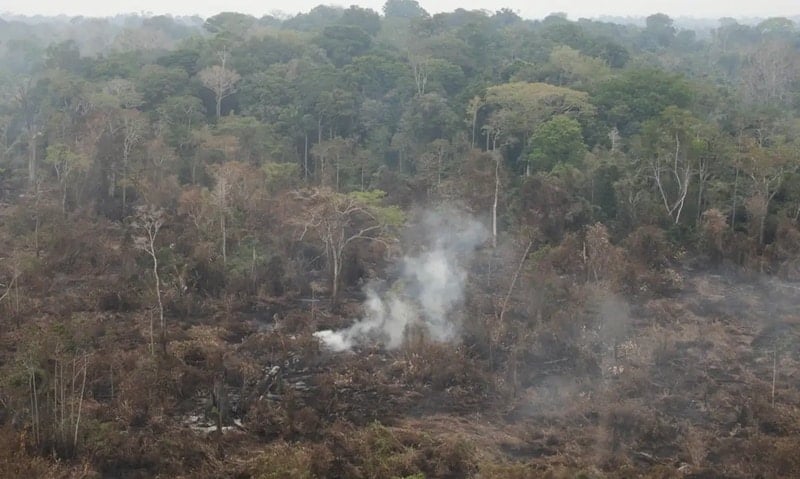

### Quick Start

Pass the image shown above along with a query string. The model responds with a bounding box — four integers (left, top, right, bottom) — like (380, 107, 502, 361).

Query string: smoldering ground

(314, 208, 488, 351)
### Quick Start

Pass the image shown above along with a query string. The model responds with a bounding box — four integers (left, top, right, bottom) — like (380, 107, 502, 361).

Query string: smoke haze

(315, 209, 487, 351)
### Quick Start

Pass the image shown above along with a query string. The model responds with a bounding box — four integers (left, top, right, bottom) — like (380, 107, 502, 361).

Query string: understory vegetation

(1, 3, 800, 477)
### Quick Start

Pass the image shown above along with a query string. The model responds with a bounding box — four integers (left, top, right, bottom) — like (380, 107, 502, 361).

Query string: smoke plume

(315, 209, 487, 351)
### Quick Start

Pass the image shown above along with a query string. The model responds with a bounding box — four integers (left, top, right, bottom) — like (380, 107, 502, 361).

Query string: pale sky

(0, 0, 798, 20)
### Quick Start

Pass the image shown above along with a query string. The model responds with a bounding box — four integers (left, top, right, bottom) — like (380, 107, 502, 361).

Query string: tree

(548, 45, 612, 88)
(393, 92, 459, 167)
(592, 69, 691, 135)
(282, 5, 344, 32)
(132, 205, 166, 353)
(11, 78, 45, 187)
(156, 94, 205, 148)
(383, 0, 428, 19)
(198, 56, 241, 120)
(136, 64, 189, 109)
(44, 143, 89, 213)
(485, 81, 594, 172)
(738, 136, 799, 247)
(295, 188, 403, 302)
(739, 40, 798, 108)
(416, 138, 452, 195)
(466, 96, 484, 149)
(117, 109, 148, 213)
(311, 137, 356, 189)
(104, 78, 143, 110)
(641, 106, 699, 224)
(339, 6, 382, 36)
(528, 115, 587, 172)
(203, 12, 257, 38)
(208, 161, 263, 268)
(642, 13, 676, 50)
(314, 25, 373, 67)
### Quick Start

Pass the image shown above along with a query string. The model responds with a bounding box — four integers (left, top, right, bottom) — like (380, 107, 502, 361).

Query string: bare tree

(417, 139, 451, 196)
(132, 205, 166, 353)
(44, 144, 90, 214)
(650, 130, 693, 224)
(466, 96, 484, 149)
(643, 107, 698, 224)
(740, 40, 797, 107)
(409, 55, 430, 96)
(296, 188, 400, 303)
(198, 52, 241, 120)
(12, 78, 43, 187)
(482, 113, 514, 247)
(208, 161, 257, 267)
(104, 78, 143, 110)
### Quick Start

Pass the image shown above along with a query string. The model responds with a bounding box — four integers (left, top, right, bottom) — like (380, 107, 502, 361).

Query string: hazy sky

(1, 0, 798, 20)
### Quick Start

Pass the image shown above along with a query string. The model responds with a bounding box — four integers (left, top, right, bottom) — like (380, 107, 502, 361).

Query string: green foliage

(547, 45, 612, 88)
(340, 6, 382, 36)
(485, 81, 595, 151)
(383, 0, 428, 19)
(349, 189, 406, 226)
(283, 5, 343, 32)
(592, 69, 691, 134)
(136, 64, 189, 108)
(641, 13, 676, 50)
(203, 12, 257, 39)
(314, 25, 374, 67)
(529, 115, 586, 172)
(486, 82, 595, 120)
(263, 162, 301, 193)
(231, 34, 307, 76)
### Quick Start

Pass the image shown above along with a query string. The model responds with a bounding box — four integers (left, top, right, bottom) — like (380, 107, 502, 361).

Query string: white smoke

(314, 210, 487, 352)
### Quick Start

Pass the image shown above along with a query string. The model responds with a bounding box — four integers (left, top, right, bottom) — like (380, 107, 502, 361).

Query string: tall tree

(738, 135, 799, 247)
(132, 205, 167, 353)
(295, 188, 403, 302)
(44, 143, 89, 213)
(198, 52, 241, 120)
(641, 106, 699, 224)
(528, 115, 587, 172)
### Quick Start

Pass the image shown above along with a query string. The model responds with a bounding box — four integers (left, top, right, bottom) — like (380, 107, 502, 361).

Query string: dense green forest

(1, 3, 800, 478)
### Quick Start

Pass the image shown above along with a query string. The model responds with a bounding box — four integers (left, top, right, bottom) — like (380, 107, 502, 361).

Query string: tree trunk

(336, 160, 340, 192)
(731, 167, 739, 230)
(154, 260, 164, 341)
(73, 357, 86, 449)
(221, 213, 227, 267)
(492, 153, 500, 248)
(151, 239, 165, 353)
(33, 184, 40, 257)
(108, 171, 116, 198)
(215, 94, 222, 120)
(251, 244, 257, 292)
(471, 108, 478, 149)
(697, 174, 705, 221)
(398, 149, 403, 173)
(304, 133, 309, 181)
(122, 155, 127, 213)
(28, 132, 37, 185)
(331, 246, 340, 304)
(437, 155, 442, 189)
